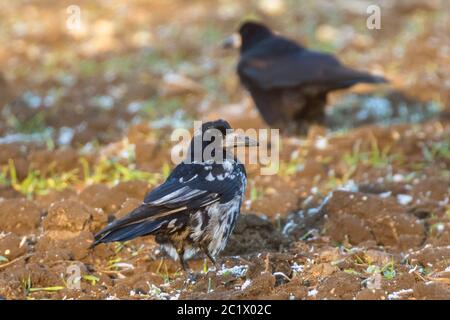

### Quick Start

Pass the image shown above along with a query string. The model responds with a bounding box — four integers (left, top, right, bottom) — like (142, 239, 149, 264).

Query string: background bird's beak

(223, 132, 259, 148)
(222, 33, 241, 49)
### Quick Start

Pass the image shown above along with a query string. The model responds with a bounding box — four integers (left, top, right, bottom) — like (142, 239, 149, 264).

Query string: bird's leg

(177, 248, 197, 284)
(178, 252, 189, 272)
(203, 247, 221, 272)
(177, 249, 191, 273)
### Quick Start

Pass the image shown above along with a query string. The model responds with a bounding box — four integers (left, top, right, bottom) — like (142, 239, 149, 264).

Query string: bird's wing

(144, 162, 240, 207)
(94, 163, 241, 244)
(239, 49, 386, 90)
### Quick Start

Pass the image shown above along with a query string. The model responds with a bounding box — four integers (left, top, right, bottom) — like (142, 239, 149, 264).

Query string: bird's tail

(356, 73, 388, 84)
(338, 69, 388, 87)
(92, 205, 164, 247)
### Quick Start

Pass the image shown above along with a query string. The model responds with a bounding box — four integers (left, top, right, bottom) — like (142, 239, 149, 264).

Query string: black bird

(93, 120, 257, 273)
(224, 21, 387, 134)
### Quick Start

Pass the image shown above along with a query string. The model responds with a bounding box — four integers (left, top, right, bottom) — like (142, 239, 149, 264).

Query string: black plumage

(93, 120, 256, 273)
(231, 21, 387, 134)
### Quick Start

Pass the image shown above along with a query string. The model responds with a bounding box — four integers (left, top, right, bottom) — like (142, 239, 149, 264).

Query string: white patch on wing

(222, 159, 234, 172)
(148, 186, 206, 205)
(179, 174, 198, 183)
(205, 172, 215, 181)
(168, 219, 177, 229)
(148, 187, 189, 204)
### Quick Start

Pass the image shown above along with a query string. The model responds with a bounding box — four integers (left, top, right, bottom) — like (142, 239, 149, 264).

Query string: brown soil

(0, 0, 449, 300)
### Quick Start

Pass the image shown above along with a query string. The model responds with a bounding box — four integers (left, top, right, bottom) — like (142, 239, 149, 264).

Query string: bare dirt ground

(0, 0, 449, 300)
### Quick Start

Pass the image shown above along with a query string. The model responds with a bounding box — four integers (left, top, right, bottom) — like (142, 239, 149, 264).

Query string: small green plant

(279, 158, 301, 176)
(299, 229, 315, 241)
(82, 275, 100, 286)
(3, 152, 160, 198)
(155, 259, 172, 284)
(250, 186, 260, 202)
(114, 242, 126, 254)
(22, 276, 32, 295)
(343, 137, 400, 169)
(323, 167, 356, 191)
(422, 140, 450, 162)
(80, 158, 159, 186)
(343, 268, 360, 276)
(381, 261, 397, 280)
(6, 159, 79, 198)
(430, 222, 445, 234)
(0, 166, 10, 186)
(28, 286, 65, 293)
(207, 277, 213, 293)
(128, 243, 145, 257)
(107, 257, 123, 271)
(220, 270, 231, 276)
(5, 111, 47, 134)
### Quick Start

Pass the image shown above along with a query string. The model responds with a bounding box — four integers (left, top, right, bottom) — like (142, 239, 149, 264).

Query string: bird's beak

(223, 132, 259, 148)
(222, 33, 241, 49)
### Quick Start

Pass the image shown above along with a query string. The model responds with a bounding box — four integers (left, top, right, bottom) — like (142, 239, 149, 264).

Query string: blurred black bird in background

(224, 21, 387, 134)
(94, 120, 257, 274)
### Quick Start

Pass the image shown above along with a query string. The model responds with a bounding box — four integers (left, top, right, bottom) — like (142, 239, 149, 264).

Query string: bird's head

(223, 21, 273, 52)
(187, 119, 258, 163)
